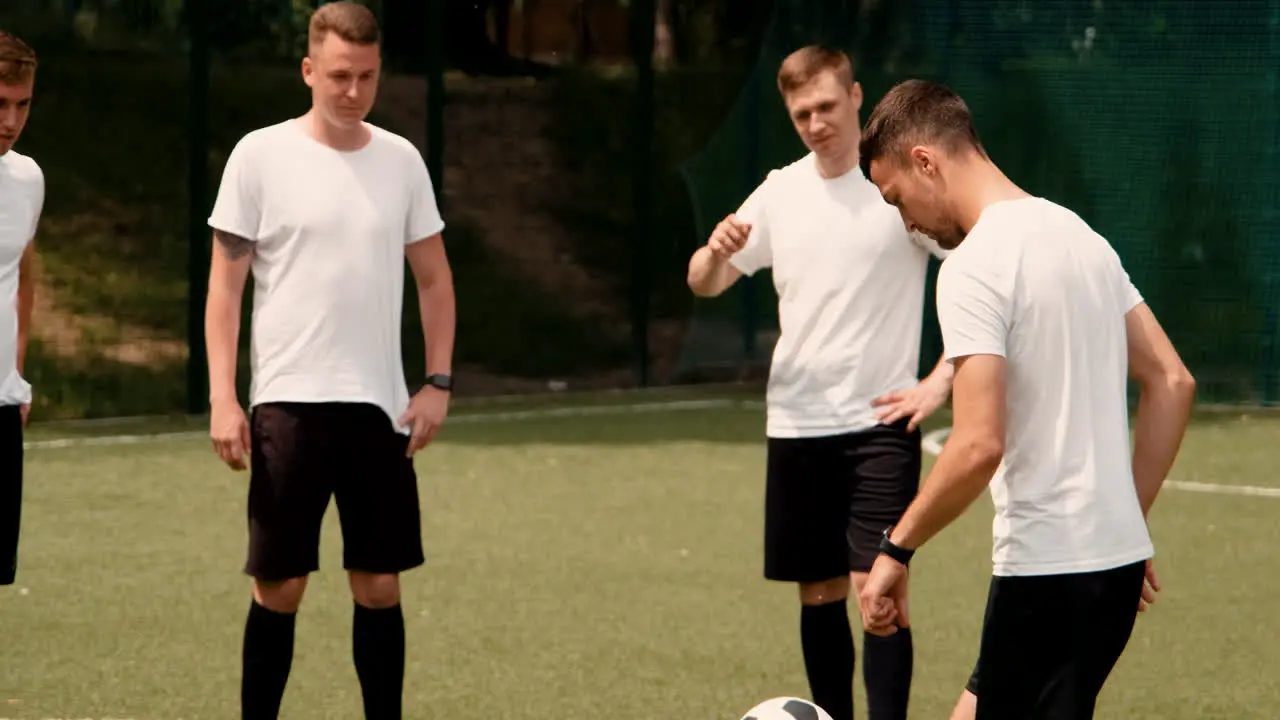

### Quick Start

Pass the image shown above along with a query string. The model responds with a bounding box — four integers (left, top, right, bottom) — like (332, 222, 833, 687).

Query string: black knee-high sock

(241, 600, 296, 720)
(800, 600, 855, 720)
(353, 603, 406, 720)
(863, 627, 914, 720)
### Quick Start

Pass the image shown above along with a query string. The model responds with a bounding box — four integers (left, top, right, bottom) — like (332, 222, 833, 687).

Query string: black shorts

(964, 560, 1147, 719)
(763, 419, 921, 582)
(1, 405, 22, 586)
(246, 401, 425, 582)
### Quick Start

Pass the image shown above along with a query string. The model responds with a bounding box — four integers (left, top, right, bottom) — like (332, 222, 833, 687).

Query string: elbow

(687, 271, 717, 298)
(954, 434, 1004, 479)
(1144, 364, 1196, 404)
(1170, 366, 1196, 403)
(686, 247, 724, 298)
(688, 279, 714, 298)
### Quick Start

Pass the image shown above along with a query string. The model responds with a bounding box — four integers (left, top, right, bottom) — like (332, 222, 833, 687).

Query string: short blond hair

(0, 30, 37, 85)
(308, 1, 380, 51)
(777, 45, 853, 95)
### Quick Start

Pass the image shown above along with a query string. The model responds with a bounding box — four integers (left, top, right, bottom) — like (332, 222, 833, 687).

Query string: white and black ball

(738, 697, 834, 720)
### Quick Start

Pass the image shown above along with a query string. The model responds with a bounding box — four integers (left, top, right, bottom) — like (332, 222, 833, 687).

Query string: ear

(301, 56, 315, 87)
(850, 80, 863, 111)
(909, 146, 937, 176)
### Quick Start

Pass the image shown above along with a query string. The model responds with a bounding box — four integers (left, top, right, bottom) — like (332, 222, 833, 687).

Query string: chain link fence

(1, 0, 1275, 419)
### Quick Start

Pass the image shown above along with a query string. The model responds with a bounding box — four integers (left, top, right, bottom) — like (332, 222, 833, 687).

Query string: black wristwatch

(878, 527, 915, 567)
(424, 373, 453, 392)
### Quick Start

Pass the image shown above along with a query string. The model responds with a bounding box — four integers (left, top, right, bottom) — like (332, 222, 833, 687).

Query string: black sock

(863, 627, 914, 720)
(241, 600, 296, 720)
(353, 603, 406, 720)
(800, 600, 855, 720)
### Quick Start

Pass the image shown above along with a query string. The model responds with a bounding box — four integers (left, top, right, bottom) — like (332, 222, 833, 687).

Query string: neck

(302, 109, 369, 151)
(949, 154, 1031, 233)
(814, 144, 860, 179)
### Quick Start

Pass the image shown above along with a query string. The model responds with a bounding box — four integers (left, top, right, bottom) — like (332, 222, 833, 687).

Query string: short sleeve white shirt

(0, 150, 44, 407)
(727, 153, 948, 438)
(208, 120, 444, 430)
(936, 196, 1152, 577)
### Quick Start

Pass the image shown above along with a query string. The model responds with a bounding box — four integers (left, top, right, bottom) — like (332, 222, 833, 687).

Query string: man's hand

(399, 386, 450, 456)
(1138, 558, 1161, 612)
(858, 554, 910, 636)
(707, 214, 751, 259)
(210, 399, 251, 471)
(19, 403, 29, 428)
(872, 374, 951, 432)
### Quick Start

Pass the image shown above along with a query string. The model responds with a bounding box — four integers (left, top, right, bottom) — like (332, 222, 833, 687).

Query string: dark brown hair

(858, 79, 986, 177)
(777, 45, 854, 95)
(0, 30, 37, 85)
(309, 1, 381, 50)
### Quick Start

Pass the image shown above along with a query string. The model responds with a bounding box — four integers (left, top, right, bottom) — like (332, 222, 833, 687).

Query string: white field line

(22, 398, 761, 451)
(23, 403, 1277, 499)
(921, 427, 1280, 499)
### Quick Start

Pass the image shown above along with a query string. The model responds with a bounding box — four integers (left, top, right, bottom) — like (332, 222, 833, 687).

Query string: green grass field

(2, 395, 1278, 719)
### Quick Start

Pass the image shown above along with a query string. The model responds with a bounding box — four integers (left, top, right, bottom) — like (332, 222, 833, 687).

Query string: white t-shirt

(936, 196, 1153, 577)
(0, 150, 44, 407)
(208, 120, 445, 430)
(730, 153, 947, 438)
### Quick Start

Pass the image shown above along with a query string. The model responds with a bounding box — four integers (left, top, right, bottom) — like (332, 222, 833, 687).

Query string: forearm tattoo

(214, 229, 254, 260)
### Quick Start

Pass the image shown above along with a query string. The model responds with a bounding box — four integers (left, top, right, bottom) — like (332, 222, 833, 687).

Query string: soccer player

(203, 3, 456, 718)
(686, 46, 951, 720)
(0, 30, 42, 590)
(855, 79, 1196, 719)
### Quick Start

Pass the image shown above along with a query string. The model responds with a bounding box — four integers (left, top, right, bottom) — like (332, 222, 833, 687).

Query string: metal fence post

(1264, 0, 1280, 404)
(630, 0, 657, 387)
(426, 0, 445, 210)
(186, 0, 211, 415)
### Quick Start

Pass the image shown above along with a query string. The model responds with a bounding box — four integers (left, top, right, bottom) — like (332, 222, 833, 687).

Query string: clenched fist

(708, 214, 752, 259)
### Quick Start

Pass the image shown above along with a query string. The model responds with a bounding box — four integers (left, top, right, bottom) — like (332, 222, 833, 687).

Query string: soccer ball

(738, 696, 834, 720)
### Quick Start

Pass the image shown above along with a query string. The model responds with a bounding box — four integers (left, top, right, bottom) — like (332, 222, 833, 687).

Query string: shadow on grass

(23, 338, 187, 420)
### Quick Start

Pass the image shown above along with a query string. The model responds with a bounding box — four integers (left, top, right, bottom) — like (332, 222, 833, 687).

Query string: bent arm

(687, 245, 742, 298)
(205, 230, 254, 407)
(889, 354, 1006, 550)
(922, 351, 955, 387)
(1126, 302, 1195, 517)
(16, 241, 34, 375)
(406, 234, 456, 377)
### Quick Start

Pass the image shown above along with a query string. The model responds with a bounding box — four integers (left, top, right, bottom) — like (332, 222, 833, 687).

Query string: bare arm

(1126, 303, 1195, 517)
(405, 234, 456, 376)
(922, 352, 955, 386)
(890, 354, 1007, 551)
(687, 245, 743, 298)
(688, 214, 753, 298)
(205, 230, 254, 406)
(16, 241, 34, 375)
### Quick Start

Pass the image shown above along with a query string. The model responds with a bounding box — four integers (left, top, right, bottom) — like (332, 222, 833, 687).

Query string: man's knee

(349, 570, 401, 609)
(253, 575, 308, 613)
(799, 575, 850, 605)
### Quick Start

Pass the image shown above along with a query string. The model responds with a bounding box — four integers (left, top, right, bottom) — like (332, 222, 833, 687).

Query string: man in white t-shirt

(855, 79, 1196, 719)
(687, 47, 951, 720)
(0, 30, 43, 589)
(204, 4, 456, 718)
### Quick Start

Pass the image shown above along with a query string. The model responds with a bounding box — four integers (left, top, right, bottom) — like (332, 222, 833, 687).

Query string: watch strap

(425, 373, 453, 391)
(878, 527, 915, 567)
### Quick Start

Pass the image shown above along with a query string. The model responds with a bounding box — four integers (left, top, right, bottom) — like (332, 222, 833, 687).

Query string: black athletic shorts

(1, 404, 22, 586)
(245, 401, 425, 582)
(763, 418, 921, 582)
(964, 560, 1147, 719)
